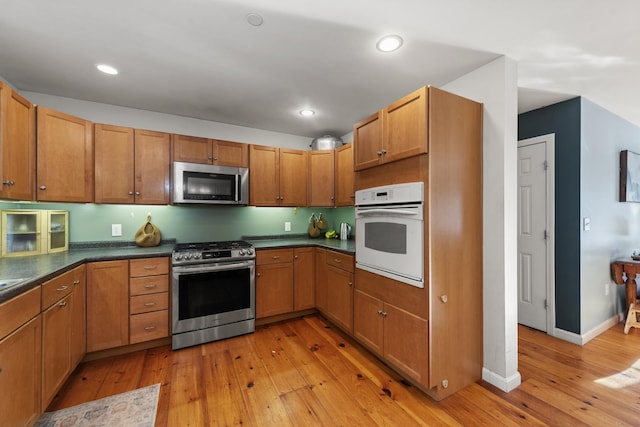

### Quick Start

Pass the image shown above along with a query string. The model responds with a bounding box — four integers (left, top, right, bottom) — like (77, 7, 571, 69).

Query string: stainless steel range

(171, 240, 255, 350)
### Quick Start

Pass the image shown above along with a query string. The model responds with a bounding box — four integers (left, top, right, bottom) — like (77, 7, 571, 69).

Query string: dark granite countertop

(0, 236, 355, 304)
(0, 243, 174, 304)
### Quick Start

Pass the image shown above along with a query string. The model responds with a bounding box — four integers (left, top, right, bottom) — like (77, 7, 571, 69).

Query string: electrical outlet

(111, 224, 122, 237)
(284, 221, 291, 232)
(604, 283, 609, 296)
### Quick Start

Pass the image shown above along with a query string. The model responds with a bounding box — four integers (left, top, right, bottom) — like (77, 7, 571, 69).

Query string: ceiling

(0, 0, 638, 139)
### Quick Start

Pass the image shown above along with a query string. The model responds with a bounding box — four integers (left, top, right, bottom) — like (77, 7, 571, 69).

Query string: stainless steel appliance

(172, 161, 249, 205)
(171, 240, 255, 350)
(355, 182, 424, 288)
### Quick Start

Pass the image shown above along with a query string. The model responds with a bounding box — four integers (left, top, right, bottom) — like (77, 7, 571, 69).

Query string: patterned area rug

(35, 383, 160, 427)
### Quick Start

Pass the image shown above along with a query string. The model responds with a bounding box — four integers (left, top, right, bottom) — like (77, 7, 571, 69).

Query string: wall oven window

(355, 182, 424, 288)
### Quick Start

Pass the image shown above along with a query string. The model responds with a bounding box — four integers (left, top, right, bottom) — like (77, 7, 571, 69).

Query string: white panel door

(517, 142, 548, 331)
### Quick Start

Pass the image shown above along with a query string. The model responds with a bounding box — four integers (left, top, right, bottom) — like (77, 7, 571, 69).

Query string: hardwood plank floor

(48, 315, 640, 426)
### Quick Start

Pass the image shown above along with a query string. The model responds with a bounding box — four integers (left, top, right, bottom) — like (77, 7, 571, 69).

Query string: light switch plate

(284, 221, 291, 232)
(112, 224, 122, 237)
(583, 217, 591, 231)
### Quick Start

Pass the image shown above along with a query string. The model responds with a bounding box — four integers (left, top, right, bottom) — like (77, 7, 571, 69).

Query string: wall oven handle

(173, 261, 254, 274)
(356, 208, 420, 216)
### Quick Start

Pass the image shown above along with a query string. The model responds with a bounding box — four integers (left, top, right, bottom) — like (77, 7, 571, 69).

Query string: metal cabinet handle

(58, 301, 68, 307)
(144, 302, 156, 307)
(213, 157, 218, 161)
(39, 185, 46, 190)
(73, 280, 80, 285)
(2, 180, 15, 185)
(144, 284, 157, 289)
(272, 256, 280, 259)
(56, 285, 68, 292)
(294, 255, 298, 259)
(440, 294, 448, 303)
(128, 191, 134, 195)
(257, 272, 261, 277)
(347, 281, 353, 287)
(135, 191, 141, 195)
(381, 149, 387, 155)
(143, 266, 158, 270)
(144, 326, 157, 331)
(377, 309, 383, 315)
(333, 259, 342, 263)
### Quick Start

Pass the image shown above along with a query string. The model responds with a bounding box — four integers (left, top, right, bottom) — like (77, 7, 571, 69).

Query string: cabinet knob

(440, 294, 448, 303)
(135, 191, 141, 195)
(208, 156, 214, 160)
(58, 300, 68, 307)
(381, 149, 387, 155)
(377, 150, 383, 156)
(441, 379, 449, 389)
(377, 309, 383, 315)
(381, 311, 387, 317)
(347, 281, 353, 287)
(39, 185, 46, 190)
(294, 255, 298, 259)
(257, 272, 261, 277)
(73, 280, 80, 285)
(213, 157, 218, 161)
(128, 191, 134, 195)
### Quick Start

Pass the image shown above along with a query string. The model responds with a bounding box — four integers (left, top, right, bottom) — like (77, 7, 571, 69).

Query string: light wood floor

(49, 315, 640, 426)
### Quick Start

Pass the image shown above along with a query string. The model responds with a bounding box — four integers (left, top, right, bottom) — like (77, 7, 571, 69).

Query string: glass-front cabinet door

(1, 210, 42, 257)
(45, 210, 69, 253)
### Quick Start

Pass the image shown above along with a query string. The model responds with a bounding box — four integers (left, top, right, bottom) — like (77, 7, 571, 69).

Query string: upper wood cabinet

(334, 142, 354, 206)
(94, 126, 170, 204)
(354, 86, 428, 171)
(172, 135, 249, 167)
(0, 83, 35, 201)
(36, 106, 94, 202)
(249, 145, 308, 206)
(308, 149, 335, 207)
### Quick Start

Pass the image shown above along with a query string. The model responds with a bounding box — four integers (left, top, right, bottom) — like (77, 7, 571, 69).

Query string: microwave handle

(356, 208, 420, 217)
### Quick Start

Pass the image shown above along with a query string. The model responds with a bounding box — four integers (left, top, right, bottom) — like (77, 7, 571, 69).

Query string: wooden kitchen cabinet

(0, 82, 36, 201)
(36, 106, 94, 202)
(129, 257, 170, 344)
(325, 250, 354, 333)
(172, 134, 249, 167)
(334, 142, 355, 206)
(354, 86, 427, 171)
(308, 149, 335, 206)
(0, 286, 41, 427)
(293, 247, 315, 310)
(314, 248, 328, 313)
(94, 125, 170, 204)
(87, 260, 129, 352)
(41, 265, 87, 410)
(256, 249, 294, 318)
(249, 145, 308, 206)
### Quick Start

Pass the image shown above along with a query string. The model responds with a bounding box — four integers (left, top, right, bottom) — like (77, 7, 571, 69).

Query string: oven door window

(178, 268, 250, 320)
(364, 222, 407, 254)
(183, 171, 237, 201)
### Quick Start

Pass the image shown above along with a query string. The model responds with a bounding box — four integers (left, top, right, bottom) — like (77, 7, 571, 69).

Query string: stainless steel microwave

(172, 161, 249, 205)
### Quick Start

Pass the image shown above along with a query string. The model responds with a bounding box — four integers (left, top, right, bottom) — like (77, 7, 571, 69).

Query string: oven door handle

(356, 208, 420, 216)
(173, 261, 254, 274)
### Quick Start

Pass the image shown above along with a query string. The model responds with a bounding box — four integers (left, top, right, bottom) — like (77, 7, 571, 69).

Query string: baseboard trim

(553, 313, 623, 345)
(482, 368, 521, 392)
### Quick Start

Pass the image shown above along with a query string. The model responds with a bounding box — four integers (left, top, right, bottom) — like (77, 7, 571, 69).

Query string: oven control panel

(172, 247, 255, 265)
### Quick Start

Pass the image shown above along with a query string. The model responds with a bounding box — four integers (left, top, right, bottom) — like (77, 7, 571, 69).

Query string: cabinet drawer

(130, 310, 168, 344)
(326, 250, 354, 273)
(256, 248, 294, 265)
(0, 286, 41, 340)
(130, 292, 169, 315)
(42, 268, 80, 309)
(130, 275, 169, 296)
(129, 257, 169, 277)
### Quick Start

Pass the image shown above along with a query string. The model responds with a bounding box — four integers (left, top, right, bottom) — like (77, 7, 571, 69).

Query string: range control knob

(246, 248, 254, 255)
(174, 254, 183, 261)
(194, 252, 201, 259)
(185, 253, 193, 260)
(239, 249, 247, 256)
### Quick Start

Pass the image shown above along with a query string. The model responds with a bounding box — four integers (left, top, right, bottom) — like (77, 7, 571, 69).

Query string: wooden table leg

(624, 266, 639, 309)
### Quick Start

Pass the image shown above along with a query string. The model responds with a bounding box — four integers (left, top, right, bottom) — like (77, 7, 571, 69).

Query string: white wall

(443, 56, 521, 392)
(22, 92, 312, 150)
(580, 98, 640, 333)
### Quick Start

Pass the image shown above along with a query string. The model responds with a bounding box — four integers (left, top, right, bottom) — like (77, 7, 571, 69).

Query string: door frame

(517, 133, 556, 335)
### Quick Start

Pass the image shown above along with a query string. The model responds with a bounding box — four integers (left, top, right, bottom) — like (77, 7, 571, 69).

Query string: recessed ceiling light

(246, 13, 264, 26)
(376, 35, 403, 52)
(96, 64, 118, 75)
(299, 109, 315, 117)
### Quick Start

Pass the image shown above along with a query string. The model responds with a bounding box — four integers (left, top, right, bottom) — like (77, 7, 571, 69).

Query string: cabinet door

(314, 248, 328, 313)
(134, 129, 171, 205)
(326, 265, 353, 333)
(213, 139, 249, 167)
(382, 86, 428, 164)
(249, 144, 279, 206)
(36, 106, 94, 202)
(353, 289, 383, 356)
(353, 112, 382, 171)
(172, 134, 213, 164)
(308, 150, 335, 207)
(0, 315, 41, 427)
(42, 293, 72, 409)
(94, 124, 135, 203)
(86, 260, 129, 352)
(335, 143, 354, 206)
(70, 265, 86, 367)
(0, 84, 35, 201)
(279, 149, 308, 206)
(293, 247, 315, 310)
(256, 262, 293, 318)
(383, 303, 428, 384)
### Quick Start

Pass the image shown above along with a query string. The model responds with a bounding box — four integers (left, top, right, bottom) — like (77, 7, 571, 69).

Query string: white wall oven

(171, 241, 255, 350)
(355, 182, 424, 288)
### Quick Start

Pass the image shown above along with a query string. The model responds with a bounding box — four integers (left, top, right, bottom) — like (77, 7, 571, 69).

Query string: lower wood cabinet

(293, 247, 314, 310)
(87, 260, 130, 352)
(314, 248, 328, 313)
(325, 250, 354, 333)
(0, 287, 41, 427)
(129, 257, 170, 344)
(41, 265, 86, 410)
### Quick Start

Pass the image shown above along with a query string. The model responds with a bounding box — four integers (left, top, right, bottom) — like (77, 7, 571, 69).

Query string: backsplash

(0, 202, 354, 243)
